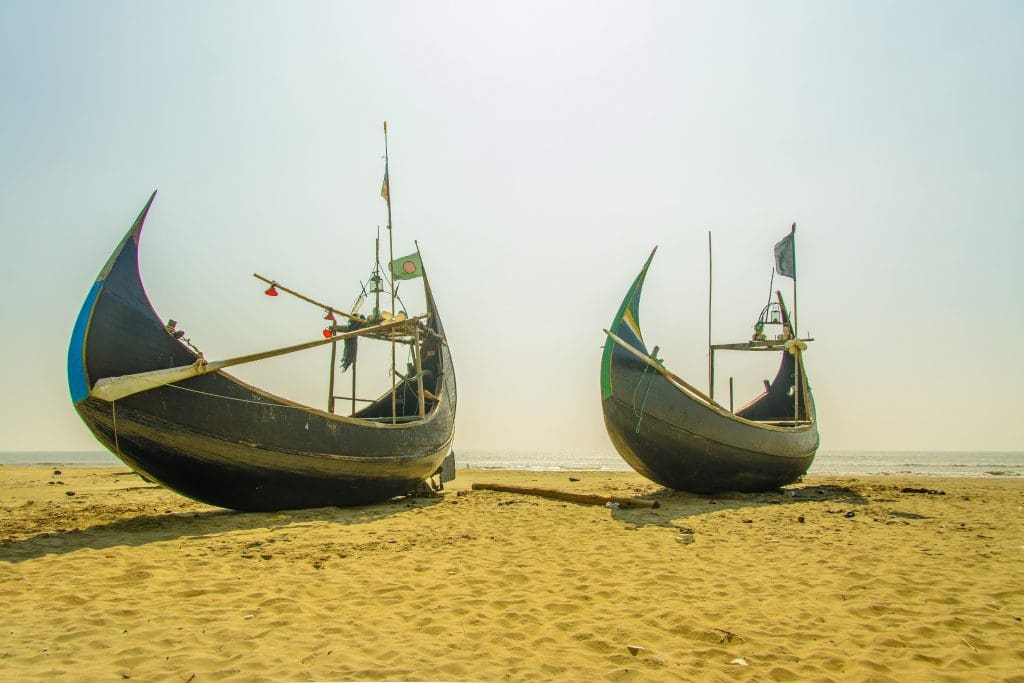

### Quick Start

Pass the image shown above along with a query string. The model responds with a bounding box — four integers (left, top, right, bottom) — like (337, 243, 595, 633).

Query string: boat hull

(75, 396, 451, 510)
(68, 193, 457, 511)
(602, 387, 816, 493)
(600, 250, 817, 494)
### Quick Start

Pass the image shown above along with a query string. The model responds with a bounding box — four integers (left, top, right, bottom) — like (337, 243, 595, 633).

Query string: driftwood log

(471, 483, 660, 509)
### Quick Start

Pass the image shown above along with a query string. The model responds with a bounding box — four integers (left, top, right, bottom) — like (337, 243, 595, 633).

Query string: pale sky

(1, 1, 1021, 454)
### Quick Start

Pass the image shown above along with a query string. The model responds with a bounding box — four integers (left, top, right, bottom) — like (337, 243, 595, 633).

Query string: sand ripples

(0, 467, 1022, 681)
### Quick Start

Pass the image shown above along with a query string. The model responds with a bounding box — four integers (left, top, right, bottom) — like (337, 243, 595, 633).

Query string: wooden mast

(791, 222, 798, 336)
(351, 351, 357, 415)
(374, 229, 382, 319)
(328, 337, 337, 413)
(413, 240, 427, 418)
(788, 223, 799, 423)
(708, 230, 714, 399)
(383, 121, 397, 424)
(776, 288, 800, 424)
(413, 326, 425, 417)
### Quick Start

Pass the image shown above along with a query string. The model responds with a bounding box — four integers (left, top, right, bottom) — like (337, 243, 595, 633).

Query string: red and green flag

(390, 252, 423, 280)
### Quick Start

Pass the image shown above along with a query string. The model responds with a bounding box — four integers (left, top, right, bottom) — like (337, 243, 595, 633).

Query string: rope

(111, 400, 122, 456)
(160, 381, 311, 409)
(162, 375, 426, 417)
(632, 365, 656, 434)
(380, 269, 409, 316)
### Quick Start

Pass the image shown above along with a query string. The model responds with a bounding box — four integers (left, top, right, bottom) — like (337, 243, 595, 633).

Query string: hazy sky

(1, 1, 1021, 454)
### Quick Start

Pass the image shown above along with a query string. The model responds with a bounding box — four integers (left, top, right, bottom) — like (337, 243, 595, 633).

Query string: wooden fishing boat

(600, 237, 818, 493)
(68, 131, 456, 511)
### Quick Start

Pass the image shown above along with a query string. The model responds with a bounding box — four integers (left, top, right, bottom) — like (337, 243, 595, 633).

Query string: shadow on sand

(0, 495, 443, 563)
(611, 483, 871, 529)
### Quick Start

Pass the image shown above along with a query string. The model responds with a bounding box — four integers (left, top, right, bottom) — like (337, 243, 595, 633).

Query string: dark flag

(774, 224, 796, 279)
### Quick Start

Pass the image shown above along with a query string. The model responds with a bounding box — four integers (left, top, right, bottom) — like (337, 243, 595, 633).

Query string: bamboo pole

(793, 351, 800, 423)
(708, 230, 713, 398)
(791, 222, 798, 336)
(383, 121, 397, 425)
(328, 337, 337, 413)
(90, 315, 427, 403)
(351, 355, 357, 415)
(801, 356, 813, 424)
(710, 349, 716, 401)
(374, 229, 381, 319)
(414, 326, 425, 417)
(471, 483, 660, 509)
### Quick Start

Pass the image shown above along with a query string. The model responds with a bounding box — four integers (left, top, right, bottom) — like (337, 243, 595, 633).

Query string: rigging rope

(380, 269, 409, 316)
(160, 374, 429, 416)
(111, 400, 122, 457)
(160, 381, 316, 409)
(632, 365, 656, 434)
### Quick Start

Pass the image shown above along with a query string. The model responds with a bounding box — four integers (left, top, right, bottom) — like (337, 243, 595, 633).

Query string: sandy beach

(1, 465, 1021, 682)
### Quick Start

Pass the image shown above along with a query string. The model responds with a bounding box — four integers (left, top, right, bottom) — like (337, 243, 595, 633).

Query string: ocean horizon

(1, 449, 1022, 478)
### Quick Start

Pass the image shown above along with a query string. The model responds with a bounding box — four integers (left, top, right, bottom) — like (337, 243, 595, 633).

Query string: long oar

(90, 315, 427, 403)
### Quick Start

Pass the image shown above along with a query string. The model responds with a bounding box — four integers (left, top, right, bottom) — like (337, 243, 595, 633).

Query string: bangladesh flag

(390, 252, 423, 280)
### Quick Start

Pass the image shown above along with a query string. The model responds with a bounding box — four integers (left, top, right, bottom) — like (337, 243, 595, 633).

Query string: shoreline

(1, 466, 1022, 681)
(1, 456, 1023, 480)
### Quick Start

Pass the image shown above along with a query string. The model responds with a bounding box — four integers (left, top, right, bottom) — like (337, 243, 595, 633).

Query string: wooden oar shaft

(253, 273, 363, 324)
(90, 316, 427, 403)
(471, 483, 660, 509)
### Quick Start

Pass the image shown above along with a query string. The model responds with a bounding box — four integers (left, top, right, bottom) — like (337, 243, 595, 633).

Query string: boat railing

(359, 415, 426, 424)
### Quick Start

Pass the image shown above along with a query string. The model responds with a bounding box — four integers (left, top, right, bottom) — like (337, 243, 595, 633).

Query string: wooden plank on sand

(471, 483, 660, 509)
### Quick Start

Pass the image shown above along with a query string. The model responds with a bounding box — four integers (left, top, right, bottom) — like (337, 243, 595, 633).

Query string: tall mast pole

(328, 337, 337, 413)
(790, 222, 799, 423)
(374, 227, 381, 319)
(708, 230, 714, 399)
(791, 222, 798, 337)
(384, 121, 397, 424)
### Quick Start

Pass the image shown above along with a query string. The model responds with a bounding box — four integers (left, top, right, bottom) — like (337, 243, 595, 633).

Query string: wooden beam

(710, 338, 814, 352)
(471, 483, 660, 509)
(414, 326, 425, 417)
(90, 315, 428, 403)
(604, 329, 724, 409)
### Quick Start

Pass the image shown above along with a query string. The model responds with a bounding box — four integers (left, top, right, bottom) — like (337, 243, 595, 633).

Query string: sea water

(0, 451, 119, 467)
(453, 449, 1024, 477)
(1, 449, 1021, 477)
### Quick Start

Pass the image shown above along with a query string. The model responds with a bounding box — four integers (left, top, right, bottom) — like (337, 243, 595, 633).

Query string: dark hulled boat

(68, 191, 456, 511)
(600, 247, 818, 493)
